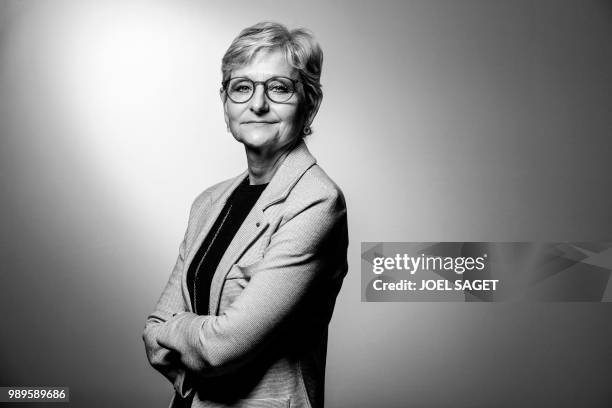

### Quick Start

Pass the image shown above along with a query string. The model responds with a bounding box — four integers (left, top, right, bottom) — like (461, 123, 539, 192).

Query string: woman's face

(223, 49, 306, 155)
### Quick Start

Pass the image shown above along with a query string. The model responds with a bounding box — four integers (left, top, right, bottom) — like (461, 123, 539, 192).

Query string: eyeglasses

(222, 76, 300, 104)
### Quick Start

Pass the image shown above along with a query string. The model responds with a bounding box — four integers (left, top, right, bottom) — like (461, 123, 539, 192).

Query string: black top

(187, 176, 268, 315)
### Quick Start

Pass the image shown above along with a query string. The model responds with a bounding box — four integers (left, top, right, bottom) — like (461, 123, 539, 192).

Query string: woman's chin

(236, 131, 278, 150)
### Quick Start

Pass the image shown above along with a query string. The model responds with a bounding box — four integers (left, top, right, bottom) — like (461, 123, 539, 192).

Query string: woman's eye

(235, 85, 252, 93)
(268, 84, 290, 93)
(230, 80, 253, 93)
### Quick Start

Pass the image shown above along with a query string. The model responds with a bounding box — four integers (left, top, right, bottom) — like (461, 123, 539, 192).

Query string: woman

(142, 22, 348, 408)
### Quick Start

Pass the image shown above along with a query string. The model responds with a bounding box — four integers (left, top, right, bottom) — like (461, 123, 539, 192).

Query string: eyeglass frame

(221, 76, 302, 104)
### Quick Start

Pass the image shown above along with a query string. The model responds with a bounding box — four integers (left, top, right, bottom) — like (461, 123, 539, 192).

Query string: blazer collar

(209, 139, 317, 211)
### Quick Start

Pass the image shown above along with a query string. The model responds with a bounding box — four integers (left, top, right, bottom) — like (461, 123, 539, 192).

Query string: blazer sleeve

(142, 191, 211, 398)
(156, 187, 348, 378)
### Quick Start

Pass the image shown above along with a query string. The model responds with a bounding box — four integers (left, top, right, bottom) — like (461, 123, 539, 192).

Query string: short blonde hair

(221, 21, 323, 114)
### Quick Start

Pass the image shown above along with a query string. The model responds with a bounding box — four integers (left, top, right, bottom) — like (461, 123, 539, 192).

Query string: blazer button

(256, 222, 261, 227)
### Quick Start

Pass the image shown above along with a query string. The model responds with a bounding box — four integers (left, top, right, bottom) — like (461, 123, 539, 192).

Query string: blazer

(142, 140, 349, 408)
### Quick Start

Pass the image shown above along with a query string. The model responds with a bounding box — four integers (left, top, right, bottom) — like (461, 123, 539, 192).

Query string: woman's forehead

(231, 49, 296, 79)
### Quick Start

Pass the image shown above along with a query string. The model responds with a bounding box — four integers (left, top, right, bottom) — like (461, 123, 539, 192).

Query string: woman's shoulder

(289, 163, 347, 211)
(305, 164, 344, 194)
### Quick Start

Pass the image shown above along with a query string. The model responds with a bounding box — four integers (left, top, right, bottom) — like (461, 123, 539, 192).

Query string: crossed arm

(142, 234, 195, 397)
(142, 190, 347, 398)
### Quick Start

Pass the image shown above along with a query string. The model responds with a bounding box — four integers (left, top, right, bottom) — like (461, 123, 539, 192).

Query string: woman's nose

(249, 83, 269, 113)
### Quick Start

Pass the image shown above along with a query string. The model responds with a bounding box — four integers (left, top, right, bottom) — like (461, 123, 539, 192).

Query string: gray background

(1, 0, 611, 407)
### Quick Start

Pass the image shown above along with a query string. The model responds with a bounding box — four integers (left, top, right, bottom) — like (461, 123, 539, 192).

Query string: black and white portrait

(1, 1, 611, 407)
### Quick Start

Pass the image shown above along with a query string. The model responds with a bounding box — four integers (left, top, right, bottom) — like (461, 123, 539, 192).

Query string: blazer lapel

(181, 170, 247, 312)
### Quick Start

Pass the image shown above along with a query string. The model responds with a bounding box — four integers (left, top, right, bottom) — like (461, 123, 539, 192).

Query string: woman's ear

(220, 89, 230, 131)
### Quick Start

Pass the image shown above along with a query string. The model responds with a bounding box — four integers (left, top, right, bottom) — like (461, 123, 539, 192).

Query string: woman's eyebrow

(232, 73, 295, 80)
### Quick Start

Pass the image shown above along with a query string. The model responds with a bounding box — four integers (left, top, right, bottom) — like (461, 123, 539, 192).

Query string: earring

(303, 125, 312, 135)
